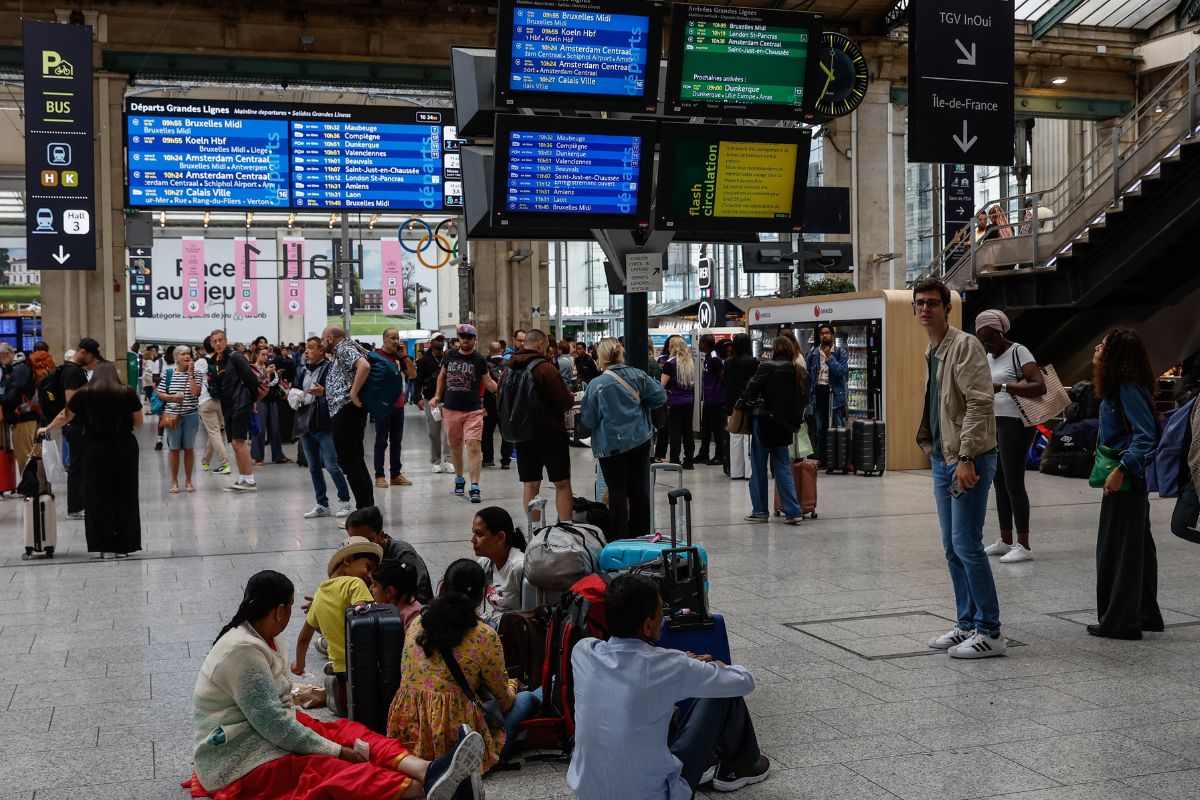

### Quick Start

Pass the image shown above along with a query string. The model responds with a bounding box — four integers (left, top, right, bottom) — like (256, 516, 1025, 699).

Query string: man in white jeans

(195, 336, 231, 475)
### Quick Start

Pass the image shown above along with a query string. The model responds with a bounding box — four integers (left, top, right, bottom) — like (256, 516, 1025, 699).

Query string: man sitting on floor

(567, 575, 770, 799)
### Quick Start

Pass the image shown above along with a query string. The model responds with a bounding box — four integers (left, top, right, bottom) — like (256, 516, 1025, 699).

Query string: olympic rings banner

(398, 217, 456, 270)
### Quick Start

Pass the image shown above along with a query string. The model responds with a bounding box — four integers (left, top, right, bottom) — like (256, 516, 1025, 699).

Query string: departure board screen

(495, 0, 663, 113)
(493, 115, 656, 229)
(655, 123, 812, 233)
(125, 100, 462, 212)
(665, 4, 823, 120)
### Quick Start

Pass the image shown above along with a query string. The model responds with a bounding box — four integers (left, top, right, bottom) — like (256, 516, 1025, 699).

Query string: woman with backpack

(974, 310, 1047, 563)
(581, 338, 668, 539)
(741, 336, 808, 525)
(1090, 329, 1163, 640)
(660, 335, 697, 469)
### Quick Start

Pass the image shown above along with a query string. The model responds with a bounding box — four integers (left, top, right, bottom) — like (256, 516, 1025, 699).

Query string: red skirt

(183, 713, 415, 800)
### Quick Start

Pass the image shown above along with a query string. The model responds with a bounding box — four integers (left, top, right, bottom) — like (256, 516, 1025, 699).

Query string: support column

(466, 238, 549, 344)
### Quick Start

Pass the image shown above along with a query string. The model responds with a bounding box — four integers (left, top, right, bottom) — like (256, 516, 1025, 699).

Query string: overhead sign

(908, 0, 1014, 166)
(625, 252, 663, 293)
(128, 246, 154, 318)
(23, 21, 96, 271)
(942, 163, 974, 246)
(697, 300, 713, 329)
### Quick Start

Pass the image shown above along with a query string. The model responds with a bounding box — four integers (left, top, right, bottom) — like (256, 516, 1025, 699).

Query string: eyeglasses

(912, 299, 944, 309)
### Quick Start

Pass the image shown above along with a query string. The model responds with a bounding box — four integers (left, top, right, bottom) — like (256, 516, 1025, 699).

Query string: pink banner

(381, 239, 405, 315)
(233, 237, 258, 317)
(283, 237, 305, 316)
(181, 237, 206, 318)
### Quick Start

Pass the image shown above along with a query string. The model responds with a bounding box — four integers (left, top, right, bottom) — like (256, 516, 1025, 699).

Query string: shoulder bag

(158, 368, 181, 429)
(441, 647, 506, 731)
(1009, 347, 1070, 427)
(1089, 444, 1131, 491)
(607, 368, 667, 429)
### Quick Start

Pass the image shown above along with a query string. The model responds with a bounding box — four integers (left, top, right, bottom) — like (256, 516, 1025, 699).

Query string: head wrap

(974, 309, 1011, 333)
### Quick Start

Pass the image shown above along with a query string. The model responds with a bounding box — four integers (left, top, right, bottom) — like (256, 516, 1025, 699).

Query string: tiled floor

(1, 406, 1197, 799)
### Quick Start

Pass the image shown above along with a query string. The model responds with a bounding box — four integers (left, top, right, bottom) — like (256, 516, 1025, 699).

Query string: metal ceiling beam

(1033, 0, 1089, 40)
(1179, 0, 1200, 25)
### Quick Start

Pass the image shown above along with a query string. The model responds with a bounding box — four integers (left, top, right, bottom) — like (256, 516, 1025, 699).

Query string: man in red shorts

(430, 324, 497, 504)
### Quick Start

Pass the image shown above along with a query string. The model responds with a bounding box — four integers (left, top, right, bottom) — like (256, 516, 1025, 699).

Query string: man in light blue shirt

(567, 576, 769, 799)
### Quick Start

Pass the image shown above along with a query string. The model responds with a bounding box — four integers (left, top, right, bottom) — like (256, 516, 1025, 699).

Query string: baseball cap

(77, 338, 103, 360)
(457, 324, 478, 337)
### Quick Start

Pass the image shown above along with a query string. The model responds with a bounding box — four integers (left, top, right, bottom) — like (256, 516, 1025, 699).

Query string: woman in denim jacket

(1090, 329, 1163, 640)
(581, 338, 668, 540)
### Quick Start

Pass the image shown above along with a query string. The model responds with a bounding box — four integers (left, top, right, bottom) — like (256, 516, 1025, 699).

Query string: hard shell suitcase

(871, 420, 887, 475)
(343, 602, 405, 734)
(825, 426, 850, 473)
(852, 419, 875, 473)
(620, 489, 708, 615)
(657, 612, 731, 665)
(599, 481, 709, 590)
(23, 493, 56, 560)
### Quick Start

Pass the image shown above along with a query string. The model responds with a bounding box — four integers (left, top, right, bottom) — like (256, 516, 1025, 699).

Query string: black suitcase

(852, 420, 874, 474)
(870, 420, 887, 476)
(344, 603, 405, 734)
(825, 425, 850, 474)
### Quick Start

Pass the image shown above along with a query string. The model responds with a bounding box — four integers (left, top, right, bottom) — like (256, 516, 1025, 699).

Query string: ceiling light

(1051, 76, 1068, 85)
(158, 210, 166, 228)
(203, 210, 210, 229)
(369, 213, 379, 230)
(1155, 101, 1164, 114)
(287, 211, 296, 229)
(245, 211, 254, 228)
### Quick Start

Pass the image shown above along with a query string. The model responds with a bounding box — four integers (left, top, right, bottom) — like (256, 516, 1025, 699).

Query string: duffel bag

(524, 522, 606, 591)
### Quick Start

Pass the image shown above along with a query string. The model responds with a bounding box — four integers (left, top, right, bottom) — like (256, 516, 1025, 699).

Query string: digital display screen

(495, 0, 663, 113)
(666, 4, 823, 120)
(655, 123, 811, 233)
(125, 100, 462, 212)
(493, 115, 656, 229)
(0, 319, 16, 334)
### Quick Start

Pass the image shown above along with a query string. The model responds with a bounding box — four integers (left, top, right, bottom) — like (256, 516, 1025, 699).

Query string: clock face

(813, 32, 869, 119)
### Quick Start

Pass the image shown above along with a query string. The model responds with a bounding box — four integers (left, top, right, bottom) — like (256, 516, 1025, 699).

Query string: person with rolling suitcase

(806, 323, 849, 467)
(19, 435, 56, 560)
(742, 336, 808, 525)
(722, 334, 759, 480)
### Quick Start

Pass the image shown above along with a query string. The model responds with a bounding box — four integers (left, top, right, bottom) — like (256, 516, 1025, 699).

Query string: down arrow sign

(51, 245, 71, 265)
(953, 121, 978, 153)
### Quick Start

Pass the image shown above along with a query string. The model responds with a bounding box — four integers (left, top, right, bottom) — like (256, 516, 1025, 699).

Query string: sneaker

(432, 463, 443, 474)
(454, 477, 466, 497)
(469, 485, 481, 504)
(712, 755, 770, 792)
(230, 479, 257, 492)
(442, 461, 455, 473)
(392, 474, 412, 486)
(335, 503, 352, 518)
(984, 538, 1012, 556)
(999, 543, 1033, 563)
(154, 441, 163, 451)
(700, 765, 718, 785)
(424, 728, 485, 800)
(949, 631, 1008, 659)
(213, 464, 231, 474)
(928, 626, 974, 650)
(784, 515, 804, 525)
(375, 476, 389, 488)
(67, 510, 86, 520)
(303, 505, 330, 519)
(500, 462, 511, 470)
(482, 460, 496, 468)
(201, 461, 210, 471)
(744, 513, 768, 522)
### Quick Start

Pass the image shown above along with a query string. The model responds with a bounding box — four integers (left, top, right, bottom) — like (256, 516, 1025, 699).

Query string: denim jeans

(749, 418, 802, 518)
(301, 430, 350, 508)
(498, 687, 543, 762)
(932, 453, 1000, 635)
(668, 696, 761, 790)
(373, 409, 405, 478)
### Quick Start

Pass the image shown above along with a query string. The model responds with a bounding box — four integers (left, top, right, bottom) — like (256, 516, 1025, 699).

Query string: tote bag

(1012, 354, 1070, 427)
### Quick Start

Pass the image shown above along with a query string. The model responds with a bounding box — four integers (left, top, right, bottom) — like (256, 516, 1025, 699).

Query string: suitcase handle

(649, 463, 685, 535)
(660, 544, 710, 621)
(667, 488, 692, 549)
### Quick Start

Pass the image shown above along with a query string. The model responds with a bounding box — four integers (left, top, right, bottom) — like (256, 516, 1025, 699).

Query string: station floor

(0, 406, 1198, 800)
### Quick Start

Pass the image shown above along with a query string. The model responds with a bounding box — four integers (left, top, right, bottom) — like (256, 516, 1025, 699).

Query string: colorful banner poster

(380, 239, 405, 315)
(181, 237, 206, 317)
(233, 237, 258, 317)
(283, 237, 305, 316)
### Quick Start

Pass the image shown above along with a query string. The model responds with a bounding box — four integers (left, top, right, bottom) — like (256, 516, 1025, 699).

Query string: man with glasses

(372, 328, 417, 489)
(913, 278, 1005, 659)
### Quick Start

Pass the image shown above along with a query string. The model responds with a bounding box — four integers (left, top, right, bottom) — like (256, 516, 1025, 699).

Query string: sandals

(169, 485, 180, 494)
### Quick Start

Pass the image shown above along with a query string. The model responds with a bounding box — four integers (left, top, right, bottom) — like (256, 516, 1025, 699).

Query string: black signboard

(128, 246, 154, 319)
(942, 163, 974, 246)
(24, 21, 96, 271)
(908, 0, 1013, 166)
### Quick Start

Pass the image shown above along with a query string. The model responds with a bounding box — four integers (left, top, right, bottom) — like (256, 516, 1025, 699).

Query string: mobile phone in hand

(948, 481, 965, 499)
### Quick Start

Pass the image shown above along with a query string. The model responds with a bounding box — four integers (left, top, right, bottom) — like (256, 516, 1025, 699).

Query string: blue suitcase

(600, 463, 708, 578)
(658, 612, 731, 665)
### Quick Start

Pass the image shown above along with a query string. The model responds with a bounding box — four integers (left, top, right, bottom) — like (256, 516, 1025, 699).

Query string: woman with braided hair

(186, 570, 485, 800)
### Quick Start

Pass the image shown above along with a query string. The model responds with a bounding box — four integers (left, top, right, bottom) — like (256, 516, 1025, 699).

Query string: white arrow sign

(953, 121, 978, 153)
(955, 40, 976, 66)
(51, 245, 70, 265)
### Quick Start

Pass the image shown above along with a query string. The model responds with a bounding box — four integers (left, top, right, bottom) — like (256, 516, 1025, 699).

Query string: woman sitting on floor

(185, 569, 484, 800)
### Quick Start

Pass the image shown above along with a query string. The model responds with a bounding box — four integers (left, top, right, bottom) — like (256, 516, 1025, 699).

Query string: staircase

(925, 48, 1200, 378)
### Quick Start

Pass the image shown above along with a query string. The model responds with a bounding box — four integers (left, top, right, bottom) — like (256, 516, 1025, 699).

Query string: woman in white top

(974, 310, 1047, 563)
(155, 344, 201, 493)
(470, 506, 527, 626)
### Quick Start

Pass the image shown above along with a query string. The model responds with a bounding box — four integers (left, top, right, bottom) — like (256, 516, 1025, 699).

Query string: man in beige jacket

(913, 278, 1005, 659)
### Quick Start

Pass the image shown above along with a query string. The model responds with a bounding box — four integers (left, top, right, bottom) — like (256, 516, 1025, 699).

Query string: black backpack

(497, 357, 545, 443)
(35, 367, 65, 422)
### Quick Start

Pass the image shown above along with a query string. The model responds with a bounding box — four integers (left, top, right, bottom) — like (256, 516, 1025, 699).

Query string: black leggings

(994, 417, 1036, 534)
(599, 439, 652, 539)
(667, 404, 695, 464)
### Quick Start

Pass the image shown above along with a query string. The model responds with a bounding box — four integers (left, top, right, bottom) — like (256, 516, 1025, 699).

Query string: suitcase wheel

(45, 547, 55, 558)
(22, 548, 33, 560)
(810, 512, 818, 519)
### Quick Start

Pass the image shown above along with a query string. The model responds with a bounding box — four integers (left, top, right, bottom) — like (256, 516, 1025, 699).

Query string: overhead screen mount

(492, 114, 657, 231)
(665, 4, 824, 121)
(124, 99, 462, 213)
(494, 0, 664, 115)
(460, 145, 595, 241)
(655, 123, 812, 234)
(741, 241, 853, 274)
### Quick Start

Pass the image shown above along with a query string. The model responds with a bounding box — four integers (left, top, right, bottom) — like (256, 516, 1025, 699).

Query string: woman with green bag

(1089, 330, 1163, 640)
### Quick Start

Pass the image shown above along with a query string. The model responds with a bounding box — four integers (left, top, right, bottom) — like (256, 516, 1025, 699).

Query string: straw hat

(327, 536, 383, 577)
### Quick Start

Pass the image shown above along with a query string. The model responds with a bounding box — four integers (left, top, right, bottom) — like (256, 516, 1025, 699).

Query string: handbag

(1009, 350, 1070, 427)
(149, 367, 173, 416)
(160, 411, 181, 430)
(726, 407, 751, 436)
(1089, 444, 1131, 491)
(790, 424, 815, 460)
(441, 647, 506, 731)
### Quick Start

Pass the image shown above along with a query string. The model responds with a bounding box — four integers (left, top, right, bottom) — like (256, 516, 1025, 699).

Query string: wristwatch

(959, 455, 975, 464)
(1115, 462, 1127, 473)
(1000, 383, 1008, 394)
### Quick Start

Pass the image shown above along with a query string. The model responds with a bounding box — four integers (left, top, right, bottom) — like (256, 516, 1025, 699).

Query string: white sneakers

(949, 632, 1008, 659)
(999, 544, 1033, 563)
(335, 503, 353, 518)
(442, 461, 454, 473)
(227, 478, 257, 492)
(985, 538, 1034, 562)
(929, 627, 974, 650)
(304, 505, 330, 519)
(432, 463, 443, 474)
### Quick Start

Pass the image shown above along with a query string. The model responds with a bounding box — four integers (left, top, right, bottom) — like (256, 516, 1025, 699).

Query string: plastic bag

(41, 437, 67, 486)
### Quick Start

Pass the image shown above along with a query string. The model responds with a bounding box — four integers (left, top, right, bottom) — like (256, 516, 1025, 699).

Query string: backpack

(497, 357, 546, 443)
(359, 350, 405, 420)
(1147, 397, 1196, 498)
(523, 520, 606, 591)
(498, 606, 551, 689)
(34, 366, 63, 421)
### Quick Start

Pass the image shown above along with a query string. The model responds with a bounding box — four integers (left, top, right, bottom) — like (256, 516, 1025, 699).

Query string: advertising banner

(181, 237, 206, 318)
(283, 237, 305, 316)
(233, 237, 259, 317)
(381, 239, 405, 315)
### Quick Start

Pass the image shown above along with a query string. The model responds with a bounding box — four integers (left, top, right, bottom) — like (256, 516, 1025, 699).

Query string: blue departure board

(124, 100, 462, 212)
(127, 114, 290, 208)
(495, 0, 663, 113)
